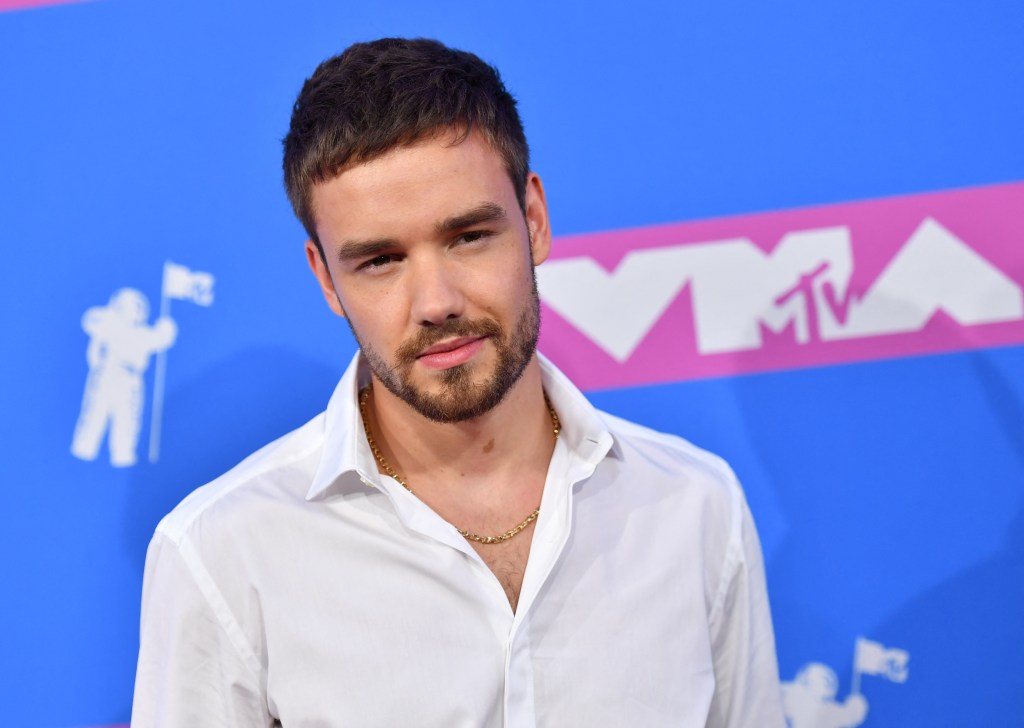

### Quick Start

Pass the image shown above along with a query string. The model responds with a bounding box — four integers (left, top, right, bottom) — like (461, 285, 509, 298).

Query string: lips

(416, 336, 486, 370)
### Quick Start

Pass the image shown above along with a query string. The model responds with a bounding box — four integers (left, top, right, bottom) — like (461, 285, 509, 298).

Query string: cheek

(477, 248, 534, 301)
(347, 287, 414, 341)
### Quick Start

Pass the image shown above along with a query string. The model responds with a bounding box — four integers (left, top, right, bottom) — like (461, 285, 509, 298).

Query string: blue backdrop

(2, 1, 1022, 725)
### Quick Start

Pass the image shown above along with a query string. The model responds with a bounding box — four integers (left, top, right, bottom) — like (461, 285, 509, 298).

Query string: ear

(523, 172, 552, 266)
(305, 239, 347, 318)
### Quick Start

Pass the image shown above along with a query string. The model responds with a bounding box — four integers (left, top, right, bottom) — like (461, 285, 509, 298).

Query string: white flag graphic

(163, 261, 214, 306)
(854, 637, 909, 683)
(149, 260, 215, 463)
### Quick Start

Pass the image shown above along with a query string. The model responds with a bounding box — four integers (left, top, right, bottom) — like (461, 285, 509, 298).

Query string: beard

(348, 275, 541, 423)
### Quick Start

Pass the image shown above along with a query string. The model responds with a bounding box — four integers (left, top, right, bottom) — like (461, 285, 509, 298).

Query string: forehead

(310, 131, 514, 245)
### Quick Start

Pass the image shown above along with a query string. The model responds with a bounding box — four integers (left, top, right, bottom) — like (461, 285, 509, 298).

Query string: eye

(457, 230, 492, 245)
(358, 254, 398, 271)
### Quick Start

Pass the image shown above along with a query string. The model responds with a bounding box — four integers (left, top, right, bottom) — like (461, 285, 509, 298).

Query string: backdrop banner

(1, 1, 1021, 726)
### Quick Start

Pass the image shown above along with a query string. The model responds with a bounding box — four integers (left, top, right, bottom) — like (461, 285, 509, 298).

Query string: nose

(408, 256, 465, 326)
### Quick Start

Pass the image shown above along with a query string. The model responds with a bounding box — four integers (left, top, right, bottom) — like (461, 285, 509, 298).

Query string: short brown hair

(282, 38, 530, 252)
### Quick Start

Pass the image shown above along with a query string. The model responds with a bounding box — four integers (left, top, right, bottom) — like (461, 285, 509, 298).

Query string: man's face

(306, 130, 551, 422)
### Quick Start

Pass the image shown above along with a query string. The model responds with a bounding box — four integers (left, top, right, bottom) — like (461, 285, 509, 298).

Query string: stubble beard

(349, 274, 541, 424)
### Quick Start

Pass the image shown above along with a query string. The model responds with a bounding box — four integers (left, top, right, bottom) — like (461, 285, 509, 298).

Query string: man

(133, 38, 785, 727)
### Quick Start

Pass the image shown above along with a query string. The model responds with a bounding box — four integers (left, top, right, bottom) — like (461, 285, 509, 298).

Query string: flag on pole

(150, 260, 215, 463)
(163, 261, 215, 306)
(854, 637, 909, 683)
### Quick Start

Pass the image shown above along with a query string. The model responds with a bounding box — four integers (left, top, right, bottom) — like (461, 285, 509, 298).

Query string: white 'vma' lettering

(537, 218, 1024, 361)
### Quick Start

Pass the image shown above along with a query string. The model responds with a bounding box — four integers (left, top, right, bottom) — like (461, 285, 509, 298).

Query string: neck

(363, 357, 555, 494)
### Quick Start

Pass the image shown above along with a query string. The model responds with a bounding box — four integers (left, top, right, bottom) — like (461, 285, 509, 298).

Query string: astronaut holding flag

(782, 637, 909, 728)
(72, 261, 215, 468)
(147, 261, 215, 463)
(71, 288, 178, 467)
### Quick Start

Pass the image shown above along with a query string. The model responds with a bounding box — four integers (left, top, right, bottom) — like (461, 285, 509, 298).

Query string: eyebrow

(336, 238, 398, 263)
(434, 202, 507, 236)
(336, 202, 509, 264)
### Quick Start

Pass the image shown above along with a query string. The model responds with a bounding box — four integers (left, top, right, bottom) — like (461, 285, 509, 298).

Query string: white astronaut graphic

(782, 637, 908, 728)
(782, 663, 868, 728)
(71, 288, 177, 467)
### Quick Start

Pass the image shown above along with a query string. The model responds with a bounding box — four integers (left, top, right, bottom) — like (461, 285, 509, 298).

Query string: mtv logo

(536, 184, 1024, 389)
(539, 217, 1022, 361)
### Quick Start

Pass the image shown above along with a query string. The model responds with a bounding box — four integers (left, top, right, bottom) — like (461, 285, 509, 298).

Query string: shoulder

(593, 408, 745, 542)
(598, 409, 740, 492)
(154, 413, 326, 547)
(591, 411, 774, 634)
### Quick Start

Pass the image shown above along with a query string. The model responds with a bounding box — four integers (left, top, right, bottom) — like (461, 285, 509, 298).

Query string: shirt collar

(305, 351, 620, 502)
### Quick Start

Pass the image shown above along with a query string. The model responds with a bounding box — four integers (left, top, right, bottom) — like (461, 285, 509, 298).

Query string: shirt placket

(502, 434, 610, 728)
(357, 424, 611, 728)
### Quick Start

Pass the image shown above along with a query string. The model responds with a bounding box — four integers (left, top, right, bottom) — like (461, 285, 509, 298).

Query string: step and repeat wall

(2, 1, 1022, 726)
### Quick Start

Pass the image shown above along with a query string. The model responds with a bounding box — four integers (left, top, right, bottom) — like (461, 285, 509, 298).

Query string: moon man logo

(71, 262, 213, 467)
(782, 637, 909, 728)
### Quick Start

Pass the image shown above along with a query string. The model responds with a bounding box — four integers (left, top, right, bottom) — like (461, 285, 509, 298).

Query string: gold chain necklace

(358, 387, 560, 545)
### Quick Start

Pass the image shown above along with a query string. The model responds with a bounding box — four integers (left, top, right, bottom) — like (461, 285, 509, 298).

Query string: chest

(253, 505, 716, 727)
(469, 522, 536, 612)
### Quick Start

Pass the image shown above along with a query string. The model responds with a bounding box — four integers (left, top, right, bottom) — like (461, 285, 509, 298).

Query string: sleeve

(132, 531, 273, 728)
(706, 488, 787, 728)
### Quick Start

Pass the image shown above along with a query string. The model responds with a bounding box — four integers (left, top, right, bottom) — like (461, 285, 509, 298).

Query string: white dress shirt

(132, 353, 785, 727)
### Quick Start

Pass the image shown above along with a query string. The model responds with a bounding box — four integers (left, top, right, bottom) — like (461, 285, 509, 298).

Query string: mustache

(395, 318, 502, 365)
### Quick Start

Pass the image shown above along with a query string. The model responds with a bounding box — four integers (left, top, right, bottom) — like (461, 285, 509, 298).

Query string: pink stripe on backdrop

(0, 0, 86, 11)
(538, 182, 1024, 390)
